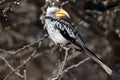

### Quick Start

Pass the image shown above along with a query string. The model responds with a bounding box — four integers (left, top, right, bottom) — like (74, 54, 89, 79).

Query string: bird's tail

(83, 47, 113, 76)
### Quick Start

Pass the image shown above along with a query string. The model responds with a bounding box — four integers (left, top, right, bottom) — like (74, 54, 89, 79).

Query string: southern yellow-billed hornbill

(44, 6, 112, 75)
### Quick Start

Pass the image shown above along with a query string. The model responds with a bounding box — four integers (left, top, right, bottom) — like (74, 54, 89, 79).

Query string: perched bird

(45, 6, 112, 75)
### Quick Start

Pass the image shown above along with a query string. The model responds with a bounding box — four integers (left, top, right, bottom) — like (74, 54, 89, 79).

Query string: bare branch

(4, 50, 37, 80)
(50, 48, 69, 80)
(60, 47, 69, 73)
(0, 55, 23, 78)
(23, 66, 27, 80)
(62, 57, 90, 74)
(0, 35, 48, 54)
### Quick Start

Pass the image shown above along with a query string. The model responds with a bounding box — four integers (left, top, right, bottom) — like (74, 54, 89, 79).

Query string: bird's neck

(45, 16, 54, 27)
(45, 16, 54, 20)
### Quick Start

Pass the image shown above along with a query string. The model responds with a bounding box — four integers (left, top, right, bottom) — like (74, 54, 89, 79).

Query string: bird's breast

(46, 23, 69, 45)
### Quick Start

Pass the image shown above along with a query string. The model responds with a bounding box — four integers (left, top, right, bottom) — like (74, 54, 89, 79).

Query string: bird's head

(46, 6, 70, 19)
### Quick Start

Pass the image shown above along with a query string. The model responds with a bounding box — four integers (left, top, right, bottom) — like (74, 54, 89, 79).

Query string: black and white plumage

(45, 6, 112, 75)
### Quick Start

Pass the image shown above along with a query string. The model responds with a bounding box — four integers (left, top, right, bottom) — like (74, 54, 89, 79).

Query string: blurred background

(0, 0, 120, 80)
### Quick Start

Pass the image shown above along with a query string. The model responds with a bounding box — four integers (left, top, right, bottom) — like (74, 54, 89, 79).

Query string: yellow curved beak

(55, 8, 70, 18)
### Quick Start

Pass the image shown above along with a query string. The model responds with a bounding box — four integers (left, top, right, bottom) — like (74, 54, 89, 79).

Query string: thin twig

(4, 50, 37, 80)
(0, 35, 48, 54)
(60, 47, 69, 73)
(59, 47, 69, 80)
(52, 48, 69, 80)
(51, 49, 90, 80)
(51, 57, 90, 80)
(62, 57, 90, 74)
(23, 66, 27, 80)
(0, 55, 23, 78)
(61, 1, 69, 7)
(40, 0, 50, 24)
